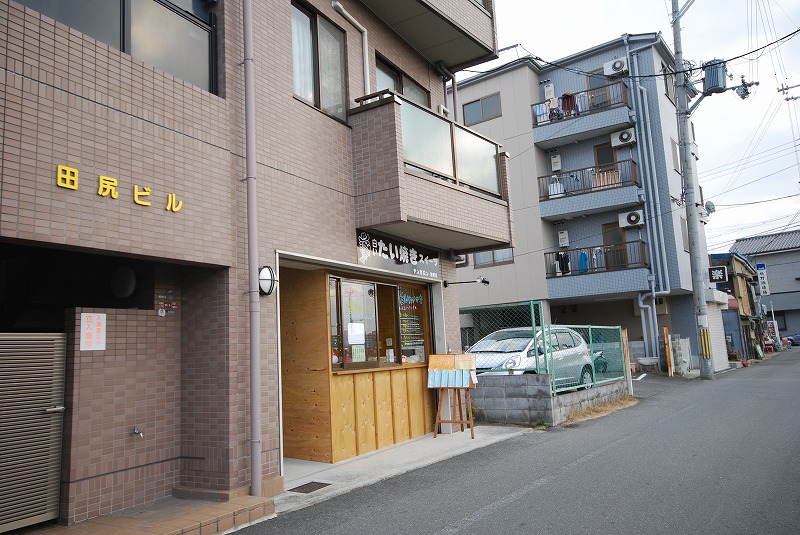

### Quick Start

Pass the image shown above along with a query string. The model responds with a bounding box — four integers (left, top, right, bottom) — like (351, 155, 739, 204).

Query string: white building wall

(451, 64, 550, 309)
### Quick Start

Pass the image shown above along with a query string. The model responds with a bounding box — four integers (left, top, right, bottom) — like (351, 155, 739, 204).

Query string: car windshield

(469, 329, 535, 353)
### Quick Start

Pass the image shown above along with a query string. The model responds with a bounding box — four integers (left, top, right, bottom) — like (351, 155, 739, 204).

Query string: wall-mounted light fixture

(258, 266, 277, 295)
(443, 276, 489, 288)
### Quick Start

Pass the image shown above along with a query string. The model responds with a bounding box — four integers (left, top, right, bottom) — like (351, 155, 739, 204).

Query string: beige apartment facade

(0, 0, 510, 530)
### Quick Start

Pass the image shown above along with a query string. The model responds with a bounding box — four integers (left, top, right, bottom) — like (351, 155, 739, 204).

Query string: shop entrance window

(330, 276, 430, 369)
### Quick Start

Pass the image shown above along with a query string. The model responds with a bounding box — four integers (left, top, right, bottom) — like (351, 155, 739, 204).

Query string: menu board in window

(399, 285, 428, 363)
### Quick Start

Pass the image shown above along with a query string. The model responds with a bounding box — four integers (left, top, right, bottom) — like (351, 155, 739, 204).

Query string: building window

(662, 62, 676, 104)
(292, 3, 347, 120)
(587, 70, 610, 110)
(671, 138, 682, 174)
(594, 143, 617, 171)
(463, 93, 501, 126)
(17, 0, 216, 92)
(474, 247, 513, 267)
(775, 313, 787, 331)
(376, 58, 429, 107)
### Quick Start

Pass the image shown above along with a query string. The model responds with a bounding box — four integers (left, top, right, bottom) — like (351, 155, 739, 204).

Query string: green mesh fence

(554, 324, 625, 393)
(459, 301, 544, 352)
(459, 302, 625, 394)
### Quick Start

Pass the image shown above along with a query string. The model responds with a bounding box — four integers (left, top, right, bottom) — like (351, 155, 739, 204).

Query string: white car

(469, 327, 597, 387)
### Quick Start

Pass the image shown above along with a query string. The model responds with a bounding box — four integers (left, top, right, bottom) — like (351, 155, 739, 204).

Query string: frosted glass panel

(401, 103, 454, 177)
(455, 126, 499, 194)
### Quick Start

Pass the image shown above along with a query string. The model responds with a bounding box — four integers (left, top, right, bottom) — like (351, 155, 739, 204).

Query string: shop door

(603, 222, 628, 270)
(0, 333, 66, 533)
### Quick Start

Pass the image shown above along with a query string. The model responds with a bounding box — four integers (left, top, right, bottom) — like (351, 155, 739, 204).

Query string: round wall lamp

(110, 266, 137, 299)
(258, 266, 277, 295)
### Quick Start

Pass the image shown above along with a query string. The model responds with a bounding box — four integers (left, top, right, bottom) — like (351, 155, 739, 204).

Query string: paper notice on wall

(348, 322, 365, 344)
(455, 354, 476, 370)
(80, 313, 107, 351)
(351, 344, 366, 362)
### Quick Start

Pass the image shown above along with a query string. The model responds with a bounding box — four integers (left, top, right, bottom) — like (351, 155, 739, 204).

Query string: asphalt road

(249, 349, 800, 534)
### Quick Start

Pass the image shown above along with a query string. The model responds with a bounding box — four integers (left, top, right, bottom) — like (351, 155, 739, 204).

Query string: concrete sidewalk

(274, 424, 532, 515)
(18, 424, 529, 535)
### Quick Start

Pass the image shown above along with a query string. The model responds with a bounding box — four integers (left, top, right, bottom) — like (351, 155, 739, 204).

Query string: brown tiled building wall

(0, 0, 504, 526)
(428, 0, 496, 55)
(63, 271, 182, 521)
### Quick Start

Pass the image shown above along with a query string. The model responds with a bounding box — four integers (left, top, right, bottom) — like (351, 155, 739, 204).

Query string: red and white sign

(80, 313, 107, 351)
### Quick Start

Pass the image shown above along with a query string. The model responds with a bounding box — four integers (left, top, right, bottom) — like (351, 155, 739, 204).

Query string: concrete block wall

(471, 374, 554, 425)
(472, 375, 626, 426)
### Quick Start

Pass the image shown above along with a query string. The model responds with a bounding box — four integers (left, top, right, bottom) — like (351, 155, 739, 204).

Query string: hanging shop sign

(357, 231, 439, 279)
(708, 266, 728, 284)
(756, 263, 770, 296)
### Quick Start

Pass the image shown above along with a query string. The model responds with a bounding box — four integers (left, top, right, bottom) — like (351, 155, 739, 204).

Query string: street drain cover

(288, 481, 331, 494)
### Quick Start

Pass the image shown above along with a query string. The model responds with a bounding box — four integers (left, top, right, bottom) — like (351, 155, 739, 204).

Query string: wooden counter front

(330, 366, 434, 462)
(281, 267, 435, 464)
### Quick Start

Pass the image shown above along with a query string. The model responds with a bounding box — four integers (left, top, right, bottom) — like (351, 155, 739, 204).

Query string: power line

(705, 162, 800, 198)
(713, 192, 800, 207)
(528, 27, 800, 81)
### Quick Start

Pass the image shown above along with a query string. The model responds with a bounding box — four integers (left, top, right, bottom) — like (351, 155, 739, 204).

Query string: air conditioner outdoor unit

(603, 58, 628, 76)
(619, 210, 644, 228)
(611, 128, 636, 147)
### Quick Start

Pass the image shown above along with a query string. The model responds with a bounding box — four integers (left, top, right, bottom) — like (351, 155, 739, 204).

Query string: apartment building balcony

(349, 91, 512, 252)
(360, 0, 497, 70)
(538, 160, 641, 220)
(532, 82, 632, 149)
(545, 241, 650, 300)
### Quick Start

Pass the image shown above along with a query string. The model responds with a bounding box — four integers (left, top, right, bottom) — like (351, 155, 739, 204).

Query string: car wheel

(579, 365, 593, 388)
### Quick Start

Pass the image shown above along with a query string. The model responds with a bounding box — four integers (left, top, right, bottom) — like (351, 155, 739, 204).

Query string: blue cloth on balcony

(579, 251, 589, 273)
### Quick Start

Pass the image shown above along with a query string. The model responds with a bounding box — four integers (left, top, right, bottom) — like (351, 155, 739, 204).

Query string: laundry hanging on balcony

(560, 93, 579, 116)
(548, 97, 564, 121)
(578, 251, 589, 273)
(556, 252, 571, 275)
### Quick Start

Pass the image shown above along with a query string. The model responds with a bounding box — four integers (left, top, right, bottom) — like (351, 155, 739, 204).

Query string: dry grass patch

(563, 394, 638, 426)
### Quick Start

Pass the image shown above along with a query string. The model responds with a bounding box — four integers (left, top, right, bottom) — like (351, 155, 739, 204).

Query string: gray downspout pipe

(627, 35, 672, 361)
(243, 0, 263, 497)
(638, 293, 651, 363)
(437, 61, 458, 122)
(626, 35, 658, 360)
(332, 2, 369, 95)
(639, 85, 673, 365)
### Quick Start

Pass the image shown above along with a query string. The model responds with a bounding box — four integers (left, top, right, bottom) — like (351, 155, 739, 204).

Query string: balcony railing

(545, 240, 647, 278)
(531, 81, 630, 127)
(355, 91, 503, 197)
(539, 159, 638, 201)
(398, 96, 503, 197)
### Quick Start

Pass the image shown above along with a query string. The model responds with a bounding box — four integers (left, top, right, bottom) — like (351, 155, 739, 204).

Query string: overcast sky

(472, 0, 800, 253)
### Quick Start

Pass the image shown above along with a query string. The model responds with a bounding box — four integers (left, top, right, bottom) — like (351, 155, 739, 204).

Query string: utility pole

(671, 0, 713, 379)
